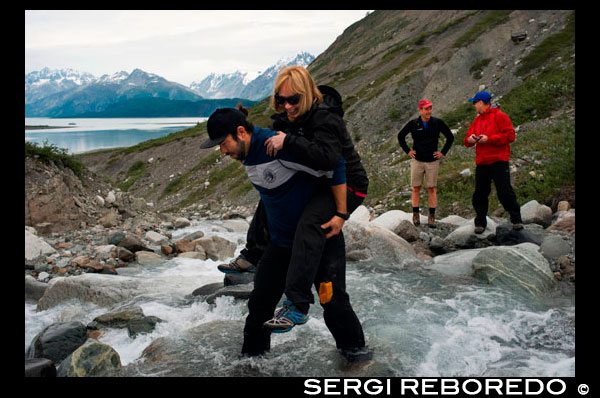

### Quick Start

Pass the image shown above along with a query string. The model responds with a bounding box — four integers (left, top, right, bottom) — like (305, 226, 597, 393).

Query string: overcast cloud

(25, 10, 371, 86)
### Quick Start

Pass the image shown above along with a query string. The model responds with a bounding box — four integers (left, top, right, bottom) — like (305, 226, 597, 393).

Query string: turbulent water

(24, 219, 575, 377)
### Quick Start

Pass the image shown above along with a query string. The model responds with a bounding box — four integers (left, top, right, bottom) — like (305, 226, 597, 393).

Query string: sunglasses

(275, 93, 301, 106)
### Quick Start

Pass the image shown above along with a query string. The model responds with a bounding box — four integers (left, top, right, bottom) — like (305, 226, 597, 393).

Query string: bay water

(25, 117, 207, 154)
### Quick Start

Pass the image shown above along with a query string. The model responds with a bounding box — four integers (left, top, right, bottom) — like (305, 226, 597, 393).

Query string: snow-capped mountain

(190, 52, 315, 101)
(25, 67, 96, 104)
(25, 68, 204, 117)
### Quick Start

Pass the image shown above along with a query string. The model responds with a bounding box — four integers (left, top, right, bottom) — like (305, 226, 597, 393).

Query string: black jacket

(397, 116, 454, 162)
(270, 102, 369, 194)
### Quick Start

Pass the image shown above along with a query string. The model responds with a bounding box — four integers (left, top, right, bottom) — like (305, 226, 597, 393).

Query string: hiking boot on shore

(217, 255, 256, 274)
(512, 223, 524, 231)
(413, 212, 420, 226)
(263, 299, 309, 333)
(474, 226, 485, 234)
(428, 213, 436, 228)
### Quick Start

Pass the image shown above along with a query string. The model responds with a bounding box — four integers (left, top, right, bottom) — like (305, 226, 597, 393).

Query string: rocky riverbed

(25, 196, 574, 377)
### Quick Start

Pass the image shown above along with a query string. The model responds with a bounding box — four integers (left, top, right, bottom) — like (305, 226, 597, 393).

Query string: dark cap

(201, 108, 248, 149)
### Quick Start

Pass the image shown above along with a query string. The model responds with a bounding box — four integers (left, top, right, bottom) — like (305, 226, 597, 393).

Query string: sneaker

(512, 223, 524, 231)
(217, 256, 256, 274)
(428, 213, 436, 228)
(263, 300, 309, 333)
(474, 226, 485, 234)
(340, 346, 374, 364)
(413, 212, 420, 226)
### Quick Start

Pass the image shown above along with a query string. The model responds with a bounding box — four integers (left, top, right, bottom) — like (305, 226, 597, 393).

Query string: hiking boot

(512, 223, 524, 231)
(474, 226, 485, 234)
(428, 213, 436, 228)
(217, 255, 256, 274)
(340, 346, 374, 364)
(263, 299, 309, 333)
(413, 212, 420, 226)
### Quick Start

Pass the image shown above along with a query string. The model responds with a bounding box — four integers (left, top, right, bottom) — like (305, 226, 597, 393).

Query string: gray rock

(57, 339, 122, 377)
(25, 229, 56, 261)
(26, 275, 48, 301)
(539, 235, 571, 260)
(196, 236, 236, 261)
(224, 272, 255, 286)
(445, 217, 497, 248)
(429, 248, 485, 276)
(25, 358, 56, 377)
(472, 243, 555, 297)
(26, 321, 88, 364)
(206, 283, 254, 304)
(495, 223, 544, 246)
(191, 282, 224, 297)
(87, 305, 163, 337)
(521, 200, 552, 228)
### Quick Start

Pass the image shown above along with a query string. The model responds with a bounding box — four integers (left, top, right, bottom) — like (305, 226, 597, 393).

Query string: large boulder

(87, 305, 163, 337)
(472, 243, 556, 297)
(57, 339, 122, 377)
(371, 210, 425, 232)
(37, 274, 143, 311)
(26, 321, 88, 364)
(520, 200, 553, 227)
(343, 217, 419, 266)
(25, 275, 49, 301)
(25, 358, 56, 377)
(195, 236, 236, 261)
(25, 229, 56, 260)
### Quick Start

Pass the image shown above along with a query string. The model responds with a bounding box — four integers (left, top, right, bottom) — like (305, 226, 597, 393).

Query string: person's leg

(315, 232, 366, 352)
(218, 200, 269, 273)
(472, 164, 492, 229)
(491, 161, 523, 225)
(284, 186, 335, 314)
(241, 243, 290, 356)
(410, 159, 424, 225)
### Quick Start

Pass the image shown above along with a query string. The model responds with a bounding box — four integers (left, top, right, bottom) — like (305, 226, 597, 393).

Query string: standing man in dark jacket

(397, 99, 454, 227)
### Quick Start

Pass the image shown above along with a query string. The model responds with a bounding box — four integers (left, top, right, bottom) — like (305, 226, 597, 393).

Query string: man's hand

(433, 151, 445, 159)
(408, 149, 417, 159)
(467, 135, 477, 145)
(321, 215, 345, 239)
(478, 135, 488, 143)
(265, 131, 286, 157)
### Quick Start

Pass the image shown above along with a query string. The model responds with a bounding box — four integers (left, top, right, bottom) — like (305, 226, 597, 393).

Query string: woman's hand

(265, 131, 286, 157)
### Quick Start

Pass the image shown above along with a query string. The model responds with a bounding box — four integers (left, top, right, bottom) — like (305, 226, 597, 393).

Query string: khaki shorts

(410, 159, 440, 188)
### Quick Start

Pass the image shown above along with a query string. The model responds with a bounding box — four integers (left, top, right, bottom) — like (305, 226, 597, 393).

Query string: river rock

(88, 305, 162, 337)
(126, 320, 246, 377)
(25, 358, 57, 377)
(539, 235, 571, 260)
(206, 283, 254, 304)
(438, 215, 470, 226)
(191, 282, 224, 297)
(343, 218, 419, 266)
(145, 230, 169, 246)
(115, 233, 152, 252)
(26, 275, 49, 301)
(57, 339, 122, 377)
(25, 229, 57, 260)
(221, 219, 250, 233)
(135, 251, 163, 265)
(372, 210, 424, 231)
(26, 321, 88, 364)
(472, 242, 555, 297)
(495, 223, 545, 246)
(395, 220, 420, 242)
(37, 273, 143, 310)
(195, 236, 236, 261)
(547, 215, 575, 234)
(520, 200, 552, 228)
(348, 205, 371, 224)
(177, 251, 207, 260)
(99, 208, 121, 228)
(174, 217, 191, 228)
(428, 248, 485, 276)
(444, 217, 497, 247)
(224, 272, 255, 286)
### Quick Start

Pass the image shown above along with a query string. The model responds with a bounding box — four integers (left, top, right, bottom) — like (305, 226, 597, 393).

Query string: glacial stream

(25, 219, 575, 377)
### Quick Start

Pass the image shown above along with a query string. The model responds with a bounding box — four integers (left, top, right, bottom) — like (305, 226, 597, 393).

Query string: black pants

(241, 232, 366, 356)
(472, 161, 522, 227)
(240, 185, 365, 313)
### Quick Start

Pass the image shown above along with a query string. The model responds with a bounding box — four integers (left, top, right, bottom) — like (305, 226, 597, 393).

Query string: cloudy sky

(25, 10, 371, 86)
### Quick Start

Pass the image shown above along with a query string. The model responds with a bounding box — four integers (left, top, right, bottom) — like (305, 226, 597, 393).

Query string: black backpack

(317, 85, 344, 118)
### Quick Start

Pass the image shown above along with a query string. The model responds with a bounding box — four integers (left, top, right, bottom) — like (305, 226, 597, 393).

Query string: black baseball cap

(201, 108, 247, 149)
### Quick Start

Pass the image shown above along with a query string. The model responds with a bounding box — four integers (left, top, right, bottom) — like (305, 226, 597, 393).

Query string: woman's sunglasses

(275, 93, 301, 106)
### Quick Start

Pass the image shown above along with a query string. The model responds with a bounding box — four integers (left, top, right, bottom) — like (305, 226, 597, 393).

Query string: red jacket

(464, 106, 515, 165)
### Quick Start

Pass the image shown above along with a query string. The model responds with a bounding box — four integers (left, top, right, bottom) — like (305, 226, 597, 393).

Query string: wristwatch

(335, 211, 350, 220)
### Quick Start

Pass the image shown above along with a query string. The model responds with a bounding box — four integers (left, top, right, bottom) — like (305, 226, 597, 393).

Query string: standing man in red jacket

(464, 91, 523, 234)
